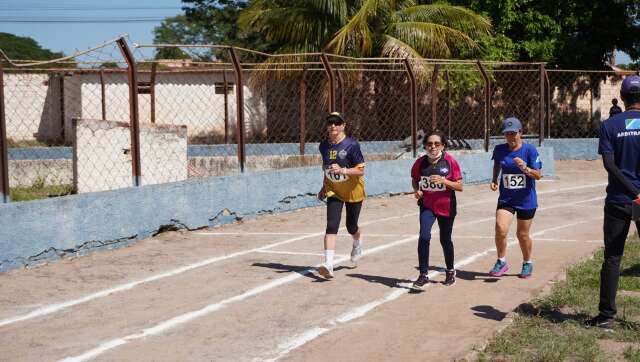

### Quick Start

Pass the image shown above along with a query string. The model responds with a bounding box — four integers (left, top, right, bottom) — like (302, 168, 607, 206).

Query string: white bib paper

(419, 176, 446, 192)
(324, 168, 349, 183)
(502, 174, 526, 189)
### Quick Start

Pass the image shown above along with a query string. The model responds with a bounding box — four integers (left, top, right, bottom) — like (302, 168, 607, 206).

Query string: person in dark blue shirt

(488, 117, 543, 279)
(609, 98, 623, 118)
(587, 75, 640, 330)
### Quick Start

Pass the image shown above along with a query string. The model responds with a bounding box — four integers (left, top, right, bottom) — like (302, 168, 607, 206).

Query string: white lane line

(264, 218, 600, 361)
(59, 236, 420, 362)
(536, 182, 606, 194)
(0, 182, 605, 329)
(0, 213, 410, 329)
(256, 250, 342, 258)
(195, 232, 316, 236)
(198, 232, 416, 238)
(60, 196, 602, 362)
(454, 236, 602, 244)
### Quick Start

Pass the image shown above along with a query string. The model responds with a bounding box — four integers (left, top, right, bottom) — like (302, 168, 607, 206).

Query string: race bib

(502, 174, 526, 189)
(325, 168, 349, 183)
(419, 176, 446, 192)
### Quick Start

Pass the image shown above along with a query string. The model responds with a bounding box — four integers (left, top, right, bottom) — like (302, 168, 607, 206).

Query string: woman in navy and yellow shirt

(316, 112, 365, 279)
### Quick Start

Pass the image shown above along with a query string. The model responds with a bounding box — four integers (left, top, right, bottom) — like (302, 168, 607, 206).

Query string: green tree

(452, 0, 640, 68)
(0, 32, 64, 62)
(238, 0, 492, 58)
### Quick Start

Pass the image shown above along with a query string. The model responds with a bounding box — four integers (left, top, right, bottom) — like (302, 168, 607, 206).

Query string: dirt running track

(0, 160, 632, 361)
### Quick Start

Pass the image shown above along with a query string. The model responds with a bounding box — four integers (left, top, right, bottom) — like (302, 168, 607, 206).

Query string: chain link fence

(1, 37, 631, 203)
(546, 70, 627, 138)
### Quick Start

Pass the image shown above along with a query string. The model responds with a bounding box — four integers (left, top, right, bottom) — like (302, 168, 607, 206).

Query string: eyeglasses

(425, 142, 443, 147)
(327, 121, 344, 126)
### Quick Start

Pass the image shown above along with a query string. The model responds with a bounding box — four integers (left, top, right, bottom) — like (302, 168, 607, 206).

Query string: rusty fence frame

(2, 37, 631, 203)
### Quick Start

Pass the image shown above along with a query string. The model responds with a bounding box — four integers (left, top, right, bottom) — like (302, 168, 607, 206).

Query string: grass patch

(10, 177, 75, 202)
(7, 138, 69, 148)
(478, 235, 640, 361)
(625, 346, 640, 362)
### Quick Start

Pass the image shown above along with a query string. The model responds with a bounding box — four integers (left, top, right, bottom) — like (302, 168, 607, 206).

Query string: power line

(3, 7, 182, 11)
(0, 17, 168, 23)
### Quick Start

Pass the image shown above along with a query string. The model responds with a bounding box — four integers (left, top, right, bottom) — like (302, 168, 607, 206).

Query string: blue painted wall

(0, 147, 554, 272)
(8, 139, 594, 161)
(542, 139, 599, 160)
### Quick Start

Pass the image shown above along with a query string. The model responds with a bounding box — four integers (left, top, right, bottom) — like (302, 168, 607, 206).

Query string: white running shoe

(350, 244, 362, 263)
(317, 264, 334, 279)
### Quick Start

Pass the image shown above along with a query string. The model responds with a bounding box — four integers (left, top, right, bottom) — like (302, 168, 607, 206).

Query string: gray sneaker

(350, 244, 362, 263)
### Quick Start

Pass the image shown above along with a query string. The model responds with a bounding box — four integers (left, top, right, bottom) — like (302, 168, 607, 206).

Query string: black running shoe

(443, 269, 456, 286)
(585, 315, 615, 330)
(412, 274, 429, 290)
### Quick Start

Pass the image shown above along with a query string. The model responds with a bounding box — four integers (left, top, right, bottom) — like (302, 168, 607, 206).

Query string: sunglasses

(425, 142, 443, 147)
(327, 121, 344, 126)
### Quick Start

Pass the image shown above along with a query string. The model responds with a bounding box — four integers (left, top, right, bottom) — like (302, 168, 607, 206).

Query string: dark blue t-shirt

(492, 143, 542, 210)
(598, 110, 640, 204)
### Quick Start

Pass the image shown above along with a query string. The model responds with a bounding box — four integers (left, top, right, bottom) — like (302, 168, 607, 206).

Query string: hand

(513, 157, 527, 171)
(414, 190, 423, 199)
(429, 175, 445, 185)
(634, 196, 640, 205)
(490, 182, 498, 191)
(328, 163, 342, 174)
(317, 189, 326, 200)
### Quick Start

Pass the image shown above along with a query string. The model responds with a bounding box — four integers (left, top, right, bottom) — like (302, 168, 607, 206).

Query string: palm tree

(238, 0, 492, 59)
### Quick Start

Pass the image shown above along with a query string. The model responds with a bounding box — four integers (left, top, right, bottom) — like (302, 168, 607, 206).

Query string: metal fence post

(59, 72, 66, 141)
(228, 47, 246, 173)
(544, 68, 551, 139)
(99, 69, 106, 120)
(403, 58, 418, 157)
(431, 64, 440, 130)
(0, 66, 9, 202)
(320, 53, 336, 112)
(539, 64, 546, 145)
(476, 61, 491, 152)
(445, 70, 452, 140)
(299, 68, 307, 156)
(116, 37, 142, 187)
(150, 62, 157, 124)
(223, 70, 229, 144)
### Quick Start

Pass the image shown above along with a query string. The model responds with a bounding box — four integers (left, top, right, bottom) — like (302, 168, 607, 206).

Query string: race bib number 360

(503, 174, 526, 189)
(325, 169, 349, 183)
(419, 176, 445, 192)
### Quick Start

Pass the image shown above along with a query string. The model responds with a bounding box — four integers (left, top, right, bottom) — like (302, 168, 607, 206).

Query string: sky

(0, 0, 184, 57)
(0, 0, 635, 64)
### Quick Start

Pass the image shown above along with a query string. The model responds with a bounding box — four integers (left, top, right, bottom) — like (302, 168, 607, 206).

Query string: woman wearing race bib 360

(316, 112, 365, 279)
(488, 117, 542, 279)
(410, 130, 463, 290)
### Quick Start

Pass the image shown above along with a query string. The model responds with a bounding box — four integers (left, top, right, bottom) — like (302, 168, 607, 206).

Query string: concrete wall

(543, 138, 599, 160)
(0, 147, 554, 272)
(8, 139, 583, 187)
(73, 119, 188, 193)
(4, 73, 63, 142)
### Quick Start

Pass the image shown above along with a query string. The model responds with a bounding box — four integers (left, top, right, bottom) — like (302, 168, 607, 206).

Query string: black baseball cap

(326, 112, 345, 124)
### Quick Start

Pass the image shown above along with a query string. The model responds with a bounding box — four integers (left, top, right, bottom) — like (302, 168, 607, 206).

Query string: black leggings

(326, 197, 362, 235)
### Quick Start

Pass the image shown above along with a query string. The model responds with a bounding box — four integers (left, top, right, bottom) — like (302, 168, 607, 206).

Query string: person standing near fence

(410, 130, 463, 289)
(316, 112, 366, 279)
(586, 75, 640, 329)
(609, 98, 623, 118)
(488, 117, 543, 279)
